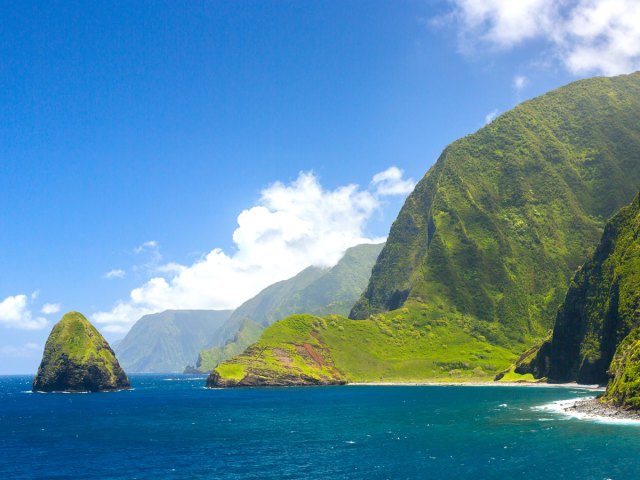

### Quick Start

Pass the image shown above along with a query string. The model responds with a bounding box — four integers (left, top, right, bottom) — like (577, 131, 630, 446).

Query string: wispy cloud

(484, 109, 499, 124)
(134, 240, 158, 255)
(0, 342, 42, 358)
(104, 269, 126, 279)
(371, 167, 416, 196)
(92, 167, 415, 333)
(40, 303, 61, 315)
(513, 75, 527, 90)
(439, 0, 640, 76)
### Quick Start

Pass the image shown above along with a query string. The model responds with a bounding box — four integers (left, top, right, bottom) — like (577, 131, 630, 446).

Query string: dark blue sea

(1, 375, 639, 479)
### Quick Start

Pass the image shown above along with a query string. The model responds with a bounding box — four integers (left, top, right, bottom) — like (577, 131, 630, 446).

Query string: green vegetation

(116, 309, 233, 373)
(33, 311, 130, 392)
(196, 318, 263, 371)
(352, 72, 640, 355)
(208, 303, 517, 386)
(212, 73, 640, 387)
(520, 192, 640, 386)
(197, 243, 383, 372)
(602, 328, 640, 409)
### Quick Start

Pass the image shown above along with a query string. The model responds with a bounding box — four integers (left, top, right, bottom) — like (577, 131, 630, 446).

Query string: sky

(2, 0, 639, 373)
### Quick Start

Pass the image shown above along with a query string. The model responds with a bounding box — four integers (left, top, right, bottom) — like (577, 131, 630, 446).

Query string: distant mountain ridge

(116, 310, 233, 373)
(194, 243, 384, 371)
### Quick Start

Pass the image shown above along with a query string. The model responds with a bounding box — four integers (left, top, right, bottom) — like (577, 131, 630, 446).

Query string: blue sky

(2, 0, 639, 373)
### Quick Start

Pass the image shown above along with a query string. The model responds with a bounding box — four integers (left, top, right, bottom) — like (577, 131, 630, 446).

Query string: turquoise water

(1, 375, 638, 479)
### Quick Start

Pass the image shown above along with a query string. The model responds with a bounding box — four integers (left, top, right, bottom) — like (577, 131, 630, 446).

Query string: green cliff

(519, 193, 640, 386)
(352, 72, 640, 350)
(211, 72, 640, 387)
(33, 311, 130, 392)
(602, 328, 640, 408)
(115, 309, 233, 373)
(195, 243, 383, 372)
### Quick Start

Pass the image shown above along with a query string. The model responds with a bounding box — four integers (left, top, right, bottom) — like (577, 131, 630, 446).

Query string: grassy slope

(197, 243, 383, 372)
(197, 318, 264, 371)
(211, 303, 517, 386)
(352, 72, 640, 354)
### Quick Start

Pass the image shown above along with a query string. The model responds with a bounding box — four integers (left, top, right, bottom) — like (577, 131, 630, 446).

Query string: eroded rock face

(33, 311, 130, 392)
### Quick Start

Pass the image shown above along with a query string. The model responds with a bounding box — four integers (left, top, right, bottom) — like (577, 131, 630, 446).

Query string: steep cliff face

(33, 311, 130, 392)
(520, 193, 640, 384)
(602, 328, 640, 408)
(352, 72, 640, 350)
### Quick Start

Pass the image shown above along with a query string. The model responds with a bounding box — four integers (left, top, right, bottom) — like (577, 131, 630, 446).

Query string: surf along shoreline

(347, 381, 604, 390)
(347, 381, 640, 423)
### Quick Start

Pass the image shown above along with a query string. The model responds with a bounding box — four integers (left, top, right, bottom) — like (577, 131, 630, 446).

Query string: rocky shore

(548, 397, 640, 422)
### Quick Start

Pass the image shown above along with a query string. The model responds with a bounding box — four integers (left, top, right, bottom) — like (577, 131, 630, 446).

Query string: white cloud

(442, 0, 640, 75)
(0, 295, 49, 330)
(371, 167, 416, 196)
(40, 303, 61, 315)
(134, 240, 159, 255)
(104, 269, 126, 279)
(92, 167, 414, 333)
(513, 75, 527, 90)
(484, 109, 499, 124)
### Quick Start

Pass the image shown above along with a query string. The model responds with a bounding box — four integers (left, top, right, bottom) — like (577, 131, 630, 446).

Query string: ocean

(1, 375, 638, 479)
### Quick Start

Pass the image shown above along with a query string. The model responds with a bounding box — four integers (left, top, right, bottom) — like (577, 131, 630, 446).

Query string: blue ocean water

(1, 375, 638, 479)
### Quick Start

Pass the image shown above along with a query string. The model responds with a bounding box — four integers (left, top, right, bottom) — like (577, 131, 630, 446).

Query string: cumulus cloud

(0, 295, 49, 330)
(104, 269, 126, 279)
(92, 167, 415, 333)
(40, 303, 61, 315)
(442, 0, 640, 75)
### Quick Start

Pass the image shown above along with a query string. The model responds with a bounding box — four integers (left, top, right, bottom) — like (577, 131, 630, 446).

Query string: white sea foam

(533, 397, 640, 425)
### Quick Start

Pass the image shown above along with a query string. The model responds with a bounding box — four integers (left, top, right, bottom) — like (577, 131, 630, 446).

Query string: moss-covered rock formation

(211, 72, 640, 387)
(33, 311, 130, 392)
(520, 192, 640, 385)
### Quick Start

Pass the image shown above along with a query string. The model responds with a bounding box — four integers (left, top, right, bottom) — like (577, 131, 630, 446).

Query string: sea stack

(33, 311, 130, 392)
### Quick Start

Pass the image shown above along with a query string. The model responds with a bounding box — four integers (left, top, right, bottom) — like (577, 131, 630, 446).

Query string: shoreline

(347, 381, 604, 391)
(536, 397, 640, 423)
